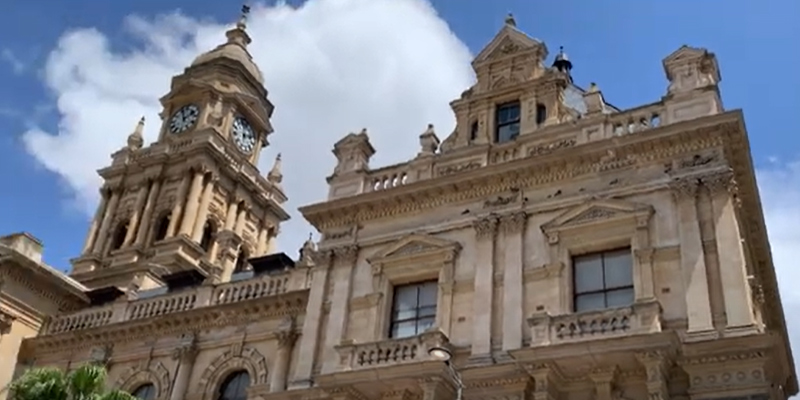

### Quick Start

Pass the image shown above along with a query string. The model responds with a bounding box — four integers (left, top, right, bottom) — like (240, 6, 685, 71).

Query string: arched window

(535, 103, 547, 126)
(131, 383, 156, 400)
(200, 220, 217, 251)
(217, 371, 250, 400)
(110, 221, 129, 251)
(234, 247, 249, 273)
(153, 214, 171, 243)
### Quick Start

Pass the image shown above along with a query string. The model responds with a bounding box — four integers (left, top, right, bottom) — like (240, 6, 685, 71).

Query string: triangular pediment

(368, 233, 460, 263)
(472, 25, 544, 65)
(542, 198, 653, 232)
(159, 79, 216, 105)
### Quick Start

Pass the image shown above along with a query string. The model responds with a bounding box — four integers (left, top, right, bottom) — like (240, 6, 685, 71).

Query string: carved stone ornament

(474, 216, 498, 239)
(701, 169, 737, 195)
(89, 344, 113, 366)
(196, 344, 269, 400)
(115, 361, 172, 400)
(669, 176, 699, 199)
(0, 309, 15, 335)
(484, 192, 520, 209)
(172, 333, 198, 362)
(333, 244, 359, 265)
(500, 211, 527, 234)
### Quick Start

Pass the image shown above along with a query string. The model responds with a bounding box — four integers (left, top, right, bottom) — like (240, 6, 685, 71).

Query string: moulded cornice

(540, 198, 654, 235)
(366, 233, 461, 266)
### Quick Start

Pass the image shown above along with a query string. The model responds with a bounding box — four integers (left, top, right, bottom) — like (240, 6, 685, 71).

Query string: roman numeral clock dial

(232, 116, 256, 154)
(168, 104, 200, 134)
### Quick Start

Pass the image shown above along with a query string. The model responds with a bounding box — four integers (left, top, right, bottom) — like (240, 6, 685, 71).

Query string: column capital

(172, 333, 199, 362)
(669, 176, 700, 199)
(701, 168, 737, 195)
(473, 215, 499, 239)
(500, 211, 527, 234)
(333, 245, 359, 265)
(0, 309, 15, 335)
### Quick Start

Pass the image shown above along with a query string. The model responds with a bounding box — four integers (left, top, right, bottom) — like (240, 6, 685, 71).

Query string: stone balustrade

(527, 300, 662, 347)
(42, 270, 300, 336)
(365, 165, 413, 192)
(335, 330, 451, 371)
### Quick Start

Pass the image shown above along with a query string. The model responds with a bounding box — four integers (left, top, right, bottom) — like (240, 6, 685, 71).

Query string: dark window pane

(417, 317, 435, 333)
(496, 123, 520, 143)
(132, 384, 155, 400)
(392, 320, 418, 339)
(418, 282, 438, 307)
(392, 309, 417, 321)
(536, 104, 547, 125)
(573, 255, 604, 293)
(418, 305, 437, 318)
(218, 371, 250, 400)
(575, 292, 605, 312)
(393, 286, 418, 311)
(606, 288, 634, 308)
(604, 250, 633, 288)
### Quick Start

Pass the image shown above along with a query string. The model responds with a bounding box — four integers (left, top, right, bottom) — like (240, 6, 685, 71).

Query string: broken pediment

(472, 24, 547, 66)
(541, 198, 654, 233)
(662, 45, 721, 84)
(368, 233, 461, 265)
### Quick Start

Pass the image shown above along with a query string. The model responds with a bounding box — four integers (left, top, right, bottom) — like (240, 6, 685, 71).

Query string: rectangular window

(495, 102, 521, 143)
(389, 281, 437, 339)
(573, 248, 634, 312)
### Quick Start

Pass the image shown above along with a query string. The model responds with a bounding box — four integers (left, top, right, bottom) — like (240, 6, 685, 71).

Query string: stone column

(170, 334, 198, 400)
(255, 224, 269, 256)
(167, 173, 191, 237)
(234, 205, 248, 235)
(224, 199, 239, 230)
(527, 364, 560, 400)
(588, 367, 618, 400)
(635, 351, 670, 400)
(291, 252, 331, 389)
(270, 326, 298, 393)
(671, 177, 714, 334)
(134, 178, 162, 246)
(501, 212, 526, 352)
(179, 168, 206, 236)
(216, 230, 243, 282)
(82, 188, 109, 254)
(267, 228, 279, 254)
(321, 245, 358, 374)
(703, 170, 756, 330)
(123, 183, 150, 247)
(92, 186, 121, 256)
(471, 216, 497, 360)
(191, 176, 216, 242)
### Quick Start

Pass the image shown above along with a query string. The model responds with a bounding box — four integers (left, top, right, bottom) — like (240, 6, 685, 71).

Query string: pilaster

(471, 215, 497, 361)
(635, 351, 672, 400)
(179, 167, 206, 236)
(670, 176, 715, 336)
(526, 363, 562, 400)
(270, 318, 298, 393)
(135, 177, 162, 246)
(216, 230, 243, 281)
(290, 250, 331, 389)
(167, 173, 191, 237)
(500, 211, 526, 352)
(170, 333, 198, 400)
(191, 174, 217, 242)
(419, 377, 456, 400)
(82, 188, 109, 254)
(588, 366, 619, 400)
(123, 183, 150, 247)
(322, 244, 359, 374)
(93, 185, 121, 256)
(702, 169, 757, 333)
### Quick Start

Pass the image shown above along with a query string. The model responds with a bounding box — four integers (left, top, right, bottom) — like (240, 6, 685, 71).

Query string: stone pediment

(367, 233, 460, 265)
(541, 198, 653, 233)
(159, 79, 216, 104)
(472, 25, 545, 66)
(663, 45, 707, 65)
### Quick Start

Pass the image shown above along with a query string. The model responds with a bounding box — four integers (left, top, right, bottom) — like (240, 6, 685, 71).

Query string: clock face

(169, 104, 200, 134)
(232, 116, 256, 154)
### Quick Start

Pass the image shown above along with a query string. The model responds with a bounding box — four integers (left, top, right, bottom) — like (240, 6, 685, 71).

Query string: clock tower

(70, 7, 289, 291)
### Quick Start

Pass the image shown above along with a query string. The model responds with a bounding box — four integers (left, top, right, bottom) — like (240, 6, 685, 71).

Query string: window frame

(388, 280, 439, 339)
(572, 247, 635, 312)
(495, 101, 521, 143)
(367, 234, 460, 341)
(216, 370, 250, 400)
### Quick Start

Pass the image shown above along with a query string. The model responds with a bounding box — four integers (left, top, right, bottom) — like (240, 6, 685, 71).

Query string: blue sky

(0, 0, 798, 274)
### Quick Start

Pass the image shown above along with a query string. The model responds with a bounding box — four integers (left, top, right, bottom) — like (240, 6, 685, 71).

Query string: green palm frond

(67, 365, 107, 399)
(9, 364, 134, 400)
(98, 389, 137, 400)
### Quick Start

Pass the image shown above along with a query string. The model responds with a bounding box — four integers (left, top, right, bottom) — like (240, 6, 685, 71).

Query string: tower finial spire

(504, 13, 516, 27)
(238, 4, 251, 30)
(127, 116, 145, 150)
(267, 152, 283, 186)
(226, 4, 253, 47)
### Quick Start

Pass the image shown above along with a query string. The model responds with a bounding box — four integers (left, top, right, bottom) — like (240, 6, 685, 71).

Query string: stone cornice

(0, 252, 88, 311)
(299, 112, 736, 231)
(27, 289, 309, 354)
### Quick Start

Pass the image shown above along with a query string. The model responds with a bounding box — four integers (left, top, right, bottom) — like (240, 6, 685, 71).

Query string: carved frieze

(527, 138, 577, 157)
(484, 191, 520, 208)
(437, 161, 481, 177)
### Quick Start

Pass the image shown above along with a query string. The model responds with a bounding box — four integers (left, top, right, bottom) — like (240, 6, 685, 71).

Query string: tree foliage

(9, 364, 137, 400)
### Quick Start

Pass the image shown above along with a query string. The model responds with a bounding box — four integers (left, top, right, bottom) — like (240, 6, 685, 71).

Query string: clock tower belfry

(70, 6, 290, 291)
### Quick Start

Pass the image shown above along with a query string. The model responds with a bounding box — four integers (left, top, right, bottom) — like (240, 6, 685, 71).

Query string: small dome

(190, 27, 264, 84)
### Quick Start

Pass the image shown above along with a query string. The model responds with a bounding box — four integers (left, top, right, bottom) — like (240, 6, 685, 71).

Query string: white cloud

(757, 158, 800, 386)
(1, 48, 26, 75)
(21, 0, 475, 256)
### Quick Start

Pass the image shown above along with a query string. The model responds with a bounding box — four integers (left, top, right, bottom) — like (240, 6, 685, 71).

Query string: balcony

(334, 330, 451, 372)
(527, 300, 662, 347)
(43, 271, 300, 336)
